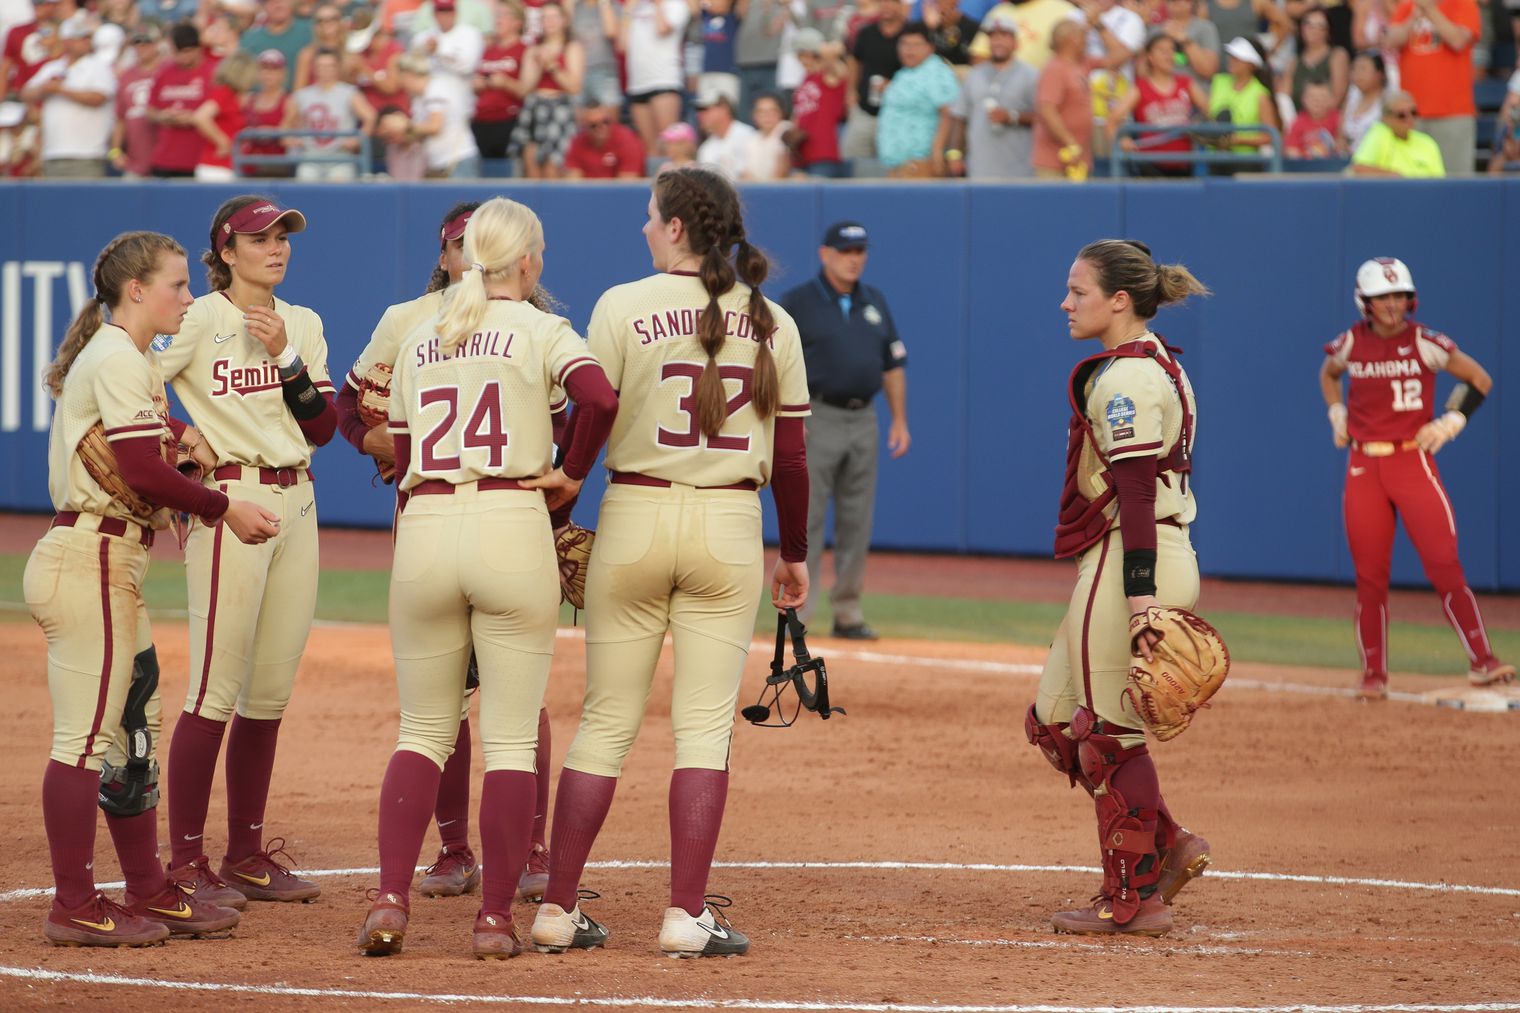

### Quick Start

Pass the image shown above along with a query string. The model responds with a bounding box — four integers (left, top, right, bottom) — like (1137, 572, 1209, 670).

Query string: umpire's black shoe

(832, 623, 879, 641)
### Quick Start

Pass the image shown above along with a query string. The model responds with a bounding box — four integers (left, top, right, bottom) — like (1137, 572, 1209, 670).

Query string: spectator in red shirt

(788, 28, 848, 176)
(2, 0, 68, 99)
(110, 24, 163, 177)
(242, 49, 294, 178)
(1284, 80, 1344, 158)
(147, 22, 216, 177)
(564, 98, 645, 177)
(1385, 0, 1479, 174)
(193, 49, 259, 180)
(472, 1, 530, 162)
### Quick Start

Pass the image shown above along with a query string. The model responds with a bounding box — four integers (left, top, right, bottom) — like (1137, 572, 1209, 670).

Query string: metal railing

(231, 128, 373, 177)
(1110, 122, 1284, 177)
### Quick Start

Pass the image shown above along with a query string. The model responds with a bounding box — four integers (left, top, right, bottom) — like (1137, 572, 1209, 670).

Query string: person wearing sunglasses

(563, 98, 646, 178)
(1350, 89, 1445, 177)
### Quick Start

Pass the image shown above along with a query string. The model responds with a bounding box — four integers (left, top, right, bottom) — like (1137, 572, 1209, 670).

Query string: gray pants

(1419, 115, 1475, 176)
(840, 104, 878, 160)
(42, 157, 106, 178)
(802, 400, 878, 629)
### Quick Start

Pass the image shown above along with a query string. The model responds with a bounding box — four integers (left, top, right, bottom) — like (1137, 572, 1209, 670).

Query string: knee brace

(1070, 706, 1161, 924)
(99, 646, 160, 817)
(1024, 704, 1094, 794)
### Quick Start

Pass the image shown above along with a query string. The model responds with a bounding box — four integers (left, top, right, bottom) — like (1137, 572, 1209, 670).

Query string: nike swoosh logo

(437, 819, 456, 828)
(301, 503, 313, 516)
(250, 823, 264, 830)
(1397, 346, 1412, 355)
(214, 333, 236, 343)
(698, 921, 731, 940)
(148, 902, 195, 920)
(234, 871, 272, 887)
(571, 913, 591, 931)
(1097, 907, 1114, 921)
(1350, 467, 1366, 476)
(71, 915, 116, 932)
(183, 834, 203, 841)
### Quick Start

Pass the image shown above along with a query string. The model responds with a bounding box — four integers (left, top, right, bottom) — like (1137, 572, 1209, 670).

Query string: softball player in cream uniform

(357, 197, 617, 959)
(531, 167, 811, 959)
(336, 201, 566, 901)
(28, 231, 276, 947)
(1028, 239, 1211, 938)
(156, 196, 337, 907)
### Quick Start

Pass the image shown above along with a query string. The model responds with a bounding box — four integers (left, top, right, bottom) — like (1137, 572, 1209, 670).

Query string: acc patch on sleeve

(1106, 393, 1136, 441)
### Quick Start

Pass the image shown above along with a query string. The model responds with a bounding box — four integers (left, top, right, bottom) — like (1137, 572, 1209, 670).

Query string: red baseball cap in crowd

(440, 209, 473, 244)
(257, 48, 287, 68)
(215, 201, 308, 253)
(434, 0, 457, 11)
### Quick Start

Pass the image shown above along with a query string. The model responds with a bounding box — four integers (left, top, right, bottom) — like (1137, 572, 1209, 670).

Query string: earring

(132, 295, 143, 303)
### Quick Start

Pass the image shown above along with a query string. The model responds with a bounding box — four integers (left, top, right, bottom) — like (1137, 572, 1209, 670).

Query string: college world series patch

(1106, 393, 1136, 440)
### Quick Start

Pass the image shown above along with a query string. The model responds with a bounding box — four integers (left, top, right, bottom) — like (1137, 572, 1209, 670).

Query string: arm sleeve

(291, 312, 337, 444)
(335, 382, 370, 452)
(559, 361, 618, 481)
(115, 435, 230, 520)
(770, 415, 808, 562)
(1112, 454, 1158, 598)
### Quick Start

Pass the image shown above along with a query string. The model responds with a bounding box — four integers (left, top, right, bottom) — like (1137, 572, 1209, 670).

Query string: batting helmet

(1355, 257, 1417, 317)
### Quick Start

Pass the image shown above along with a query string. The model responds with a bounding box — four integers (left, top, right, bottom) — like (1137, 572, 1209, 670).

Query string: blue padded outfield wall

(1, 179, 1516, 589)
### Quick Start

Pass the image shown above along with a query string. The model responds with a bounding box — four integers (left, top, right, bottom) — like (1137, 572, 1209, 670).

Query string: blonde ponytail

(1155, 263, 1211, 308)
(434, 197, 544, 355)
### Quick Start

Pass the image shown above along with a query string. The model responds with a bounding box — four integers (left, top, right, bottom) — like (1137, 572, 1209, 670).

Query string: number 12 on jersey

(419, 381, 511, 471)
(1389, 378, 1423, 413)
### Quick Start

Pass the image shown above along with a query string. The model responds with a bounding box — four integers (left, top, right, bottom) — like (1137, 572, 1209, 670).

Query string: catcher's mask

(742, 609, 844, 728)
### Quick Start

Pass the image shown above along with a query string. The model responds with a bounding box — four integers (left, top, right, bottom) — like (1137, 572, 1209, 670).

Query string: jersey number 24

(418, 382, 510, 471)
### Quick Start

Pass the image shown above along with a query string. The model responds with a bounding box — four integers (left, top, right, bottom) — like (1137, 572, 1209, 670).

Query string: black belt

(818, 395, 871, 411)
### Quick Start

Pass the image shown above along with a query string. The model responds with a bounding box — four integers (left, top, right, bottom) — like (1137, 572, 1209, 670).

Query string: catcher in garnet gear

(1029, 239, 1217, 938)
(26, 231, 280, 948)
(335, 201, 567, 902)
(1318, 257, 1512, 700)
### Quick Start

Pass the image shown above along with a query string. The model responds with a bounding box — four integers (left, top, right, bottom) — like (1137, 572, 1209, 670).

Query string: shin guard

(1070, 706, 1162, 924)
(1024, 704, 1095, 794)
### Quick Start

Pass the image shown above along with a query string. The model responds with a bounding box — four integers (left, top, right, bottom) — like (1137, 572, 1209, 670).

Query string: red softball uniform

(1323, 320, 1455, 443)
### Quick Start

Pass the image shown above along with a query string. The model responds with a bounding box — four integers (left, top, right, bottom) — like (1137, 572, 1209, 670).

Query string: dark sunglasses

(586, 117, 613, 127)
(1388, 109, 1416, 119)
(742, 609, 845, 728)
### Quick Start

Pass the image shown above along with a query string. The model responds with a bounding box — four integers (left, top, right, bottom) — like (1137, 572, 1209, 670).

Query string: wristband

(1445, 382, 1485, 418)
(1438, 409, 1466, 438)
(275, 344, 299, 370)
(1123, 548, 1158, 598)
(945, 148, 963, 160)
(1328, 402, 1346, 426)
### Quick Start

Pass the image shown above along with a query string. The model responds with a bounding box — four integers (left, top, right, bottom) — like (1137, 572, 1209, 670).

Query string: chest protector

(1053, 338, 1194, 560)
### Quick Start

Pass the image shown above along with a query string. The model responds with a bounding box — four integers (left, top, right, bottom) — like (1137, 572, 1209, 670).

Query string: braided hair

(652, 167, 778, 439)
(45, 231, 186, 397)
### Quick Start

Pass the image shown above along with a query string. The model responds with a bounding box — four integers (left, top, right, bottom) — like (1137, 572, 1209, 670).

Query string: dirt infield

(0, 617, 1517, 1012)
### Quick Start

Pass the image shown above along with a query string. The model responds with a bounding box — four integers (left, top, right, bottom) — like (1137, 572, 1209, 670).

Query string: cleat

(472, 910, 523, 960)
(516, 843, 549, 903)
(219, 838, 321, 903)
(1358, 671, 1389, 700)
(357, 891, 409, 956)
(659, 895, 749, 958)
(1156, 828, 1211, 904)
(44, 891, 170, 948)
(1469, 659, 1516, 687)
(1052, 893, 1172, 937)
(831, 623, 878, 641)
(126, 882, 240, 937)
(532, 891, 610, 953)
(167, 855, 248, 910)
(418, 846, 481, 898)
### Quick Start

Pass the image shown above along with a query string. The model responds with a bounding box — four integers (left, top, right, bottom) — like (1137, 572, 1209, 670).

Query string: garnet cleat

(472, 909, 523, 959)
(219, 838, 321, 902)
(515, 843, 549, 903)
(1051, 894, 1173, 937)
(1156, 827, 1211, 904)
(1357, 671, 1389, 700)
(1469, 659, 1516, 687)
(44, 891, 170, 948)
(418, 845, 481, 898)
(167, 854, 248, 910)
(126, 882, 241, 937)
(357, 891, 409, 956)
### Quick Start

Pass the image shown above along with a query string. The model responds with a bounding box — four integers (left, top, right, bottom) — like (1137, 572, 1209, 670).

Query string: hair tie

(471, 262, 486, 274)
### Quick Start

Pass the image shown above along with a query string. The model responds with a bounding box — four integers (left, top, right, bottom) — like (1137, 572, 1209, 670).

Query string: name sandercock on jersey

(632, 307, 773, 347)
(1347, 357, 1423, 380)
(413, 330, 517, 366)
(211, 358, 283, 396)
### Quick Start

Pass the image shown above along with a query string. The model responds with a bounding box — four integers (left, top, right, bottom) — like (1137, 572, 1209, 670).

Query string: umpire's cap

(822, 221, 869, 251)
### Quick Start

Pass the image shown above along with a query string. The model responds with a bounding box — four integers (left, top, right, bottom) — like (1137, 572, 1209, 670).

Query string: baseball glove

(554, 523, 595, 611)
(356, 361, 394, 430)
(1123, 606, 1231, 742)
(76, 421, 176, 520)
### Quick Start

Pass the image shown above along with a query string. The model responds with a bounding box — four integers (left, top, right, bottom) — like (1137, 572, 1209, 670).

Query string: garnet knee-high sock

(107, 810, 171, 900)
(543, 769, 617, 911)
(43, 761, 101, 909)
(1441, 585, 1495, 666)
(434, 719, 472, 852)
(532, 708, 551, 850)
(378, 749, 443, 901)
(1109, 751, 1164, 863)
(479, 770, 536, 915)
(669, 768, 728, 917)
(225, 715, 281, 863)
(167, 712, 227, 868)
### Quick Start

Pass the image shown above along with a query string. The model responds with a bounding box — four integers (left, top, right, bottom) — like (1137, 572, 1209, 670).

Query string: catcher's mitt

(554, 523, 594, 610)
(356, 360, 394, 430)
(76, 419, 176, 520)
(1123, 606, 1230, 742)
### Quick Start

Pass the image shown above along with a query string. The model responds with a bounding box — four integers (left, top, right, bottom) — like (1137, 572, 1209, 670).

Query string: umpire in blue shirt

(779, 221, 910, 640)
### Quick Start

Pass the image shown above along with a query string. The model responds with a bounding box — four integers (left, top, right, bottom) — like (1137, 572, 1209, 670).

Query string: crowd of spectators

(0, 0, 1516, 178)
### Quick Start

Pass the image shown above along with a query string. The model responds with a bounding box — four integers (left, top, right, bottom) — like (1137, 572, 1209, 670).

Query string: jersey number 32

(657, 362, 754, 452)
